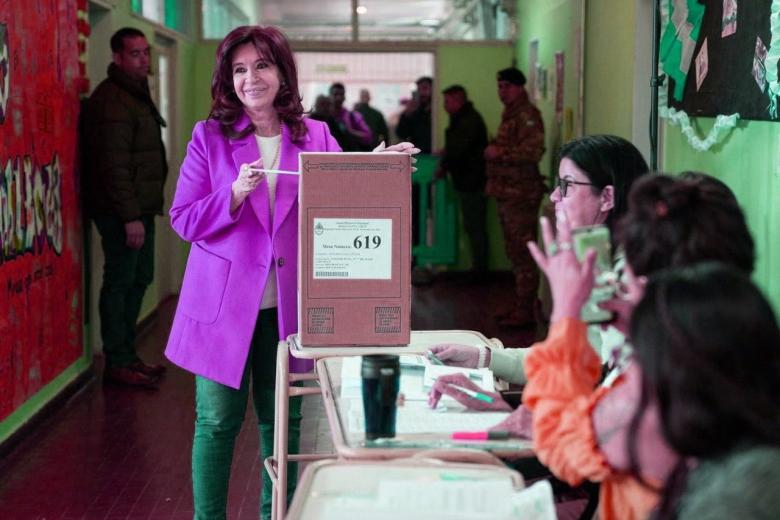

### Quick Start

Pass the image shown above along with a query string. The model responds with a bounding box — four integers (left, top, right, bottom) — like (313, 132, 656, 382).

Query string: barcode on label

(315, 271, 349, 277)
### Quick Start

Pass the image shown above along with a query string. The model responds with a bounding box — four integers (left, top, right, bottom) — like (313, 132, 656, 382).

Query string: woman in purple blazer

(165, 26, 416, 519)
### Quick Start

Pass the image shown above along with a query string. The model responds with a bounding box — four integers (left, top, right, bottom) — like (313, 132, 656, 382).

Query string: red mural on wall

(0, 0, 83, 420)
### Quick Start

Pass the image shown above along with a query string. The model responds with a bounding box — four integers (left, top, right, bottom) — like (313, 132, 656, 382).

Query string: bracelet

(477, 345, 488, 368)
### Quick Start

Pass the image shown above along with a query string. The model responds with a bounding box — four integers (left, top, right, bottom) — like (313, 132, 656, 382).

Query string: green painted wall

(663, 121, 780, 313)
(436, 43, 515, 269)
(582, 0, 636, 138)
(516, 0, 585, 180)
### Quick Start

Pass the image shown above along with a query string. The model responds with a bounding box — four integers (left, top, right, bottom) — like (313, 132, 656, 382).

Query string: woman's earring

(280, 80, 286, 87)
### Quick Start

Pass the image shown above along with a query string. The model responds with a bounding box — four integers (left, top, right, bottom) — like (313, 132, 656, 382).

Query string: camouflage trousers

(495, 193, 544, 319)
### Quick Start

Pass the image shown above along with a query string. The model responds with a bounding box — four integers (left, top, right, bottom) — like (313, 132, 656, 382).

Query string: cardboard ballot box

(298, 152, 412, 346)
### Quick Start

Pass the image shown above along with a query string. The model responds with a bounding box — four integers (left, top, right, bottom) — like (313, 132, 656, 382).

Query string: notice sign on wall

(0, 2, 83, 421)
(312, 218, 392, 280)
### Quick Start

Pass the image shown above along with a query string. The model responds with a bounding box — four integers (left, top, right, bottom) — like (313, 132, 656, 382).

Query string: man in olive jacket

(436, 85, 489, 276)
(81, 27, 167, 387)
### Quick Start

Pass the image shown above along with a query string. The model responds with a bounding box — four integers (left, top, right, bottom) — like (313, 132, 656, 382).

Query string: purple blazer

(165, 115, 340, 388)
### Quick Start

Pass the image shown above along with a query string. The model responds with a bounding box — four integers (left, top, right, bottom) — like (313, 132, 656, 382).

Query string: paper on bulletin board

(722, 0, 738, 38)
(528, 39, 539, 103)
(555, 52, 565, 123)
(695, 38, 709, 91)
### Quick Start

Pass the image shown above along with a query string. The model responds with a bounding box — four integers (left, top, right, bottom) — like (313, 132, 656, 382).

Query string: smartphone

(571, 225, 614, 323)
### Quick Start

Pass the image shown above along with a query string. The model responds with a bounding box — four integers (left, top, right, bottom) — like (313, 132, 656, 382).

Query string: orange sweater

(522, 318, 660, 520)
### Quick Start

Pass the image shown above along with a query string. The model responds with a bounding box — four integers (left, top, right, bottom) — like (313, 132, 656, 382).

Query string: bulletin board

(0, 1, 83, 421)
(668, 0, 779, 121)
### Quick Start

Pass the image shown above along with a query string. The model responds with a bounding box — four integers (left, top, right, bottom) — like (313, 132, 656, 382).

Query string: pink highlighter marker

(451, 431, 510, 441)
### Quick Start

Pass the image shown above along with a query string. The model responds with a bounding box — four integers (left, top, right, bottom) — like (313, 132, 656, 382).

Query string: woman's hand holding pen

(428, 344, 484, 368)
(231, 158, 266, 212)
(428, 373, 511, 412)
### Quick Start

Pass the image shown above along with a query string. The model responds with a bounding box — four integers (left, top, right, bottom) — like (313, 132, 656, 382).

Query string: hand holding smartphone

(571, 225, 615, 323)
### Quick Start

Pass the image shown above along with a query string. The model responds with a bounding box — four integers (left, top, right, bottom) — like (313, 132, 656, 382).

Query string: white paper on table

(340, 357, 363, 399)
(315, 479, 555, 520)
(509, 480, 557, 520)
(423, 364, 495, 393)
(347, 400, 509, 435)
(375, 478, 515, 517)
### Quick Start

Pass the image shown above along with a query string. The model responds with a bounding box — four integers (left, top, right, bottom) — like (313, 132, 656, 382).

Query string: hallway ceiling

(257, 0, 473, 40)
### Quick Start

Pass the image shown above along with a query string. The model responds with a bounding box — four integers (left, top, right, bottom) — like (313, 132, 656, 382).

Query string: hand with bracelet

(427, 343, 490, 369)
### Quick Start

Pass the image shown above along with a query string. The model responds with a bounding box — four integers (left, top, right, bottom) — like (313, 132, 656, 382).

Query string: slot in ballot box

(298, 152, 412, 346)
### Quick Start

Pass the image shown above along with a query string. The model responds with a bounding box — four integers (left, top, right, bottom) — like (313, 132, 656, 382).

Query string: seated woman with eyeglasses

(427, 135, 649, 396)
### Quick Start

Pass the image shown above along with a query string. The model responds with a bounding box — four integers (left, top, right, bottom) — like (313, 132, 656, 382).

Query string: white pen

(247, 166, 300, 176)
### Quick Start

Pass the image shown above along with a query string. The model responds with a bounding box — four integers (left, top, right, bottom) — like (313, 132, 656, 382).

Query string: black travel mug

(361, 354, 400, 440)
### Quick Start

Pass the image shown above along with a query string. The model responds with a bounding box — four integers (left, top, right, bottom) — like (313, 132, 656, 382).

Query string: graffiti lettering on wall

(7, 263, 55, 296)
(0, 154, 63, 263)
(0, 23, 8, 123)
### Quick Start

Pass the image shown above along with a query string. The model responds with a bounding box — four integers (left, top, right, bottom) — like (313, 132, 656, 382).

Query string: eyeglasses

(556, 177, 595, 197)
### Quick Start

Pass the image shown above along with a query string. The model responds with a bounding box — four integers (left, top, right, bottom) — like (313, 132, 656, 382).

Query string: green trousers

(192, 308, 302, 520)
(93, 215, 155, 368)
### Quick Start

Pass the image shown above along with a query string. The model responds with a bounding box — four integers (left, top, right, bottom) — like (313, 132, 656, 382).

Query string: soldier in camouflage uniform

(484, 68, 545, 327)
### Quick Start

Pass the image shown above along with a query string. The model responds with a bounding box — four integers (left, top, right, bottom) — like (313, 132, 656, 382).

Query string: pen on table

(447, 383, 494, 403)
(426, 350, 444, 365)
(451, 430, 510, 441)
(247, 167, 300, 176)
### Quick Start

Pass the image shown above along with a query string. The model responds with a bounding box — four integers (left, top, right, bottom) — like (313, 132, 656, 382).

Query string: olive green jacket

(81, 63, 167, 221)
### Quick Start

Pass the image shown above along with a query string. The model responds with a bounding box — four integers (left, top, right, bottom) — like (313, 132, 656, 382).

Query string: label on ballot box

(298, 152, 412, 346)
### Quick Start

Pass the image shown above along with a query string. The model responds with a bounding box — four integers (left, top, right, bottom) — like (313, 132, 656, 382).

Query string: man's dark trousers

(93, 214, 155, 369)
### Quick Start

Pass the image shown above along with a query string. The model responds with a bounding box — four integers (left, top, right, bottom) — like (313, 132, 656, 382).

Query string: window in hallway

(131, 0, 193, 35)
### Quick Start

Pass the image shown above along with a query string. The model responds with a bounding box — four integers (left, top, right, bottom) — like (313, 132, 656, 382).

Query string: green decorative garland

(659, 0, 740, 152)
(766, 0, 780, 118)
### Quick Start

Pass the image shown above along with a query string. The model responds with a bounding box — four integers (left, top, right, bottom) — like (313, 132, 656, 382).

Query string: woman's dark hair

(618, 173, 757, 513)
(209, 25, 306, 141)
(559, 134, 650, 230)
(631, 263, 780, 518)
(619, 172, 755, 277)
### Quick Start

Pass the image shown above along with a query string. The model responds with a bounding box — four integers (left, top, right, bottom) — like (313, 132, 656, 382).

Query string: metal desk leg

(265, 340, 289, 520)
(265, 341, 336, 520)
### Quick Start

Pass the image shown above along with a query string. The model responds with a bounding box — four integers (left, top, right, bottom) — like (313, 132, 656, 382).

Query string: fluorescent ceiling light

(419, 18, 440, 27)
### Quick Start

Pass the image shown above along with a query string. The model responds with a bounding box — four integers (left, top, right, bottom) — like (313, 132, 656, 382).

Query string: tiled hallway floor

(0, 272, 545, 519)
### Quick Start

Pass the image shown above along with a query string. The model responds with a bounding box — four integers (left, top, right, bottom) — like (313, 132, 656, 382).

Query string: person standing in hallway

(397, 76, 434, 285)
(354, 88, 389, 149)
(329, 82, 373, 150)
(396, 76, 433, 154)
(81, 27, 168, 388)
(436, 85, 489, 278)
(308, 94, 346, 145)
(164, 26, 418, 520)
(485, 67, 545, 328)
